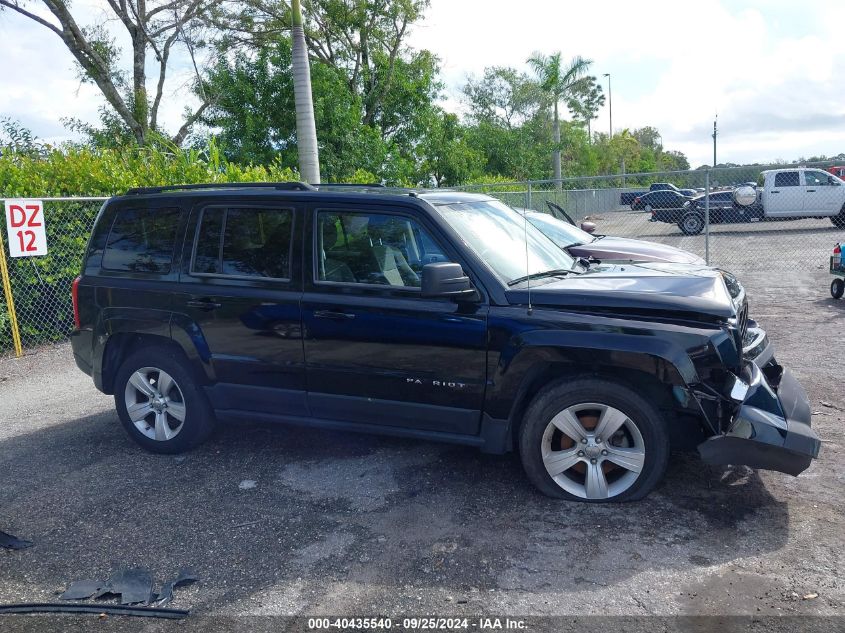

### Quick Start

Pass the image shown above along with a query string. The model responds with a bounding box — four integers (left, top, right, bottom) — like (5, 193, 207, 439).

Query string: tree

(0, 117, 46, 157)
(659, 150, 690, 172)
(566, 75, 605, 142)
(462, 66, 542, 128)
(208, 0, 438, 182)
(291, 0, 320, 182)
(632, 126, 663, 152)
(219, 0, 432, 140)
(201, 38, 388, 180)
(0, 0, 224, 145)
(419, 110, 483, 186)
(527, 51, 592, 183)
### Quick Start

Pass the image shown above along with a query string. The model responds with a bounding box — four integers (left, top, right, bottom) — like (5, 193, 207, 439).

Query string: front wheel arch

(508, 363, 678, 449)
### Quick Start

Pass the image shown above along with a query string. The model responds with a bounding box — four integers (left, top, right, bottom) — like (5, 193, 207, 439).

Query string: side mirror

(580, 221, 597, 234)
(421, 262, 473, 298)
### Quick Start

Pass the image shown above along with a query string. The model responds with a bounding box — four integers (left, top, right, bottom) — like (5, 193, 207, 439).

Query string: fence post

(526, 181, 532, 210)
(704, 169, 711, 265)
(0, 228, 23, 358)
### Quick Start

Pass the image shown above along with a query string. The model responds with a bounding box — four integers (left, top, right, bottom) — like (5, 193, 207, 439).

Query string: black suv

(71, 183, 820, 502)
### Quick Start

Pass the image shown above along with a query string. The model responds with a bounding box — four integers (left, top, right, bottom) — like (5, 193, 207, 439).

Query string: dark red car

(520, 203, 705, 265)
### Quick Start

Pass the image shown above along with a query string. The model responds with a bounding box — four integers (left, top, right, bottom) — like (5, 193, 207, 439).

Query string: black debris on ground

(59, 579, 105, 601)
(154, 569, 199, 608)
(58, 568, 198, 607)
(0, 530, 32, 550)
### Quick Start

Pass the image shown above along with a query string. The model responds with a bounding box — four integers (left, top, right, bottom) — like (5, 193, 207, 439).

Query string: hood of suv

(506, 262, 739, 319)
(568, 236, 705, 265)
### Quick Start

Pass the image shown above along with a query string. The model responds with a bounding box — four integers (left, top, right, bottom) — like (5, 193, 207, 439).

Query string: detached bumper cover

(697, 362, 820, 476)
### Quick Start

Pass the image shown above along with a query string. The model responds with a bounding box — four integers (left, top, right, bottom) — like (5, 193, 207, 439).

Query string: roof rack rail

(314, 182, 386, 188)
(124, 181, 316, 195)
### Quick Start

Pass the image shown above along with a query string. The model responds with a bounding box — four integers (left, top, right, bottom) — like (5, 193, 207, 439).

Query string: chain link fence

(3, 162, 845, 354)
(0, 198, 105, 355)
(458, 161, 845, 308)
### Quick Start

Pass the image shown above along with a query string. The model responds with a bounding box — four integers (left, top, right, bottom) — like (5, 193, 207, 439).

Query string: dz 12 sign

(4, 200, 48, 257)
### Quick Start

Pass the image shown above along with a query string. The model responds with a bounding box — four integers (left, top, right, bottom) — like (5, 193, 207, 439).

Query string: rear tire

(679, 212, 705, 235)
(832, 278, 844, 299)
(518, 377, 670, 502)
(114, 345, 216, 454)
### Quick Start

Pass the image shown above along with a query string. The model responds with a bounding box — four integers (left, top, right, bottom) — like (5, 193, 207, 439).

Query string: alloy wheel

(123, 367, 187, 441)
(541, 402, 645, 500)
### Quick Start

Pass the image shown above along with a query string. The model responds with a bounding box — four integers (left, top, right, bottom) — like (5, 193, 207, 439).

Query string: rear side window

(193, 207, 293, 280)
(774, 171, 800, 187)
(102, 207, 180, 273)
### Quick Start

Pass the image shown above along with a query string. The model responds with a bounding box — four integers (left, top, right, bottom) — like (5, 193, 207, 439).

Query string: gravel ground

(0, 217, 843, 631)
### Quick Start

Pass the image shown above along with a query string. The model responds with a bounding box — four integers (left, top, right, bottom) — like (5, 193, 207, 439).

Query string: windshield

(526, 213, 595, 248)
(433, 199, 575, 284)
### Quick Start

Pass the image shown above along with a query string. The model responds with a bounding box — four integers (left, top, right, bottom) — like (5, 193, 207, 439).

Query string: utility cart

(831, 248, 845, 299)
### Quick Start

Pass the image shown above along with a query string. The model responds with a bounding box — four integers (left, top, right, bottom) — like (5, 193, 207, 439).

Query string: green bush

(0, 141, 300, 353)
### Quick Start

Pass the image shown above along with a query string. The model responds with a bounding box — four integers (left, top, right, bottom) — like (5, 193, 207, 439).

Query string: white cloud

(2, 0, 844, 169)
(0, 0, 202, 143)
(410, 0, 845, 167)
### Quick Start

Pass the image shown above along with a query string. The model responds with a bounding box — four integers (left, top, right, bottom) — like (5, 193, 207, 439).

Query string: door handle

(313, 309, 356, 320)
(186, 298, 223, 311)
(771, 191, 780, 194)
(807, 189, 816, 192)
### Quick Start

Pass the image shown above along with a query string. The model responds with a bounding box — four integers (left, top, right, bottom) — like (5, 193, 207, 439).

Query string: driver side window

(316, 210, 447, 288)
(805, 171, 834, 186)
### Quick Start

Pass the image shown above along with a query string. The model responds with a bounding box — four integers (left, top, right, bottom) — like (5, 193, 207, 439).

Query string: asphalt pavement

(1, 217, 843, 630)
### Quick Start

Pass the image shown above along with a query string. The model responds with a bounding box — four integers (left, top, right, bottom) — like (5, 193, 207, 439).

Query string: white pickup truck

(736, 167, 845, 226)
(652, 167, 845, 234)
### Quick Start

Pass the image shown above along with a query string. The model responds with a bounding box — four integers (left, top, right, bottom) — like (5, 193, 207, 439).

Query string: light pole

(712, 115, 718, 167)
(603, 73, 612, 138)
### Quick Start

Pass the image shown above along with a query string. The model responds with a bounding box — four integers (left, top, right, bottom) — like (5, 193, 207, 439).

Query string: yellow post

(0, 227, 23, 357)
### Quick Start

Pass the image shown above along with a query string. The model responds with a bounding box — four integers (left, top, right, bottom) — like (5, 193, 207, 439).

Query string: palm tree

(527, 52, 592, 183)
(291, 0, 321, 183)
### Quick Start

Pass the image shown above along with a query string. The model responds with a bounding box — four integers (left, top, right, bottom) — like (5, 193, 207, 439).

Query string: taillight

(72, 276, 81, 329)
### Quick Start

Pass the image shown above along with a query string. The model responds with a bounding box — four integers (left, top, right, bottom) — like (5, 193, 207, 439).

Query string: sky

(2, 0, 845, 168)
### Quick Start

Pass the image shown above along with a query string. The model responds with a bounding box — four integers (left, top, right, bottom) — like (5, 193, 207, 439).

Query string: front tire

(114, 345, 216, 454)
(832, 278, 844, 299)
(831, 210, 845, 228)
(519, 378, 669, 502)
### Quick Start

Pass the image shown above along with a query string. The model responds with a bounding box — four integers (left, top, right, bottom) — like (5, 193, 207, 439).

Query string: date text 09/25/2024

(307, 617, 527, 630)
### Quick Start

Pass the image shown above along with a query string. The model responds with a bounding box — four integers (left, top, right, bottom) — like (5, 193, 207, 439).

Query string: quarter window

(102, 207, 180, 273)
(316, 211, 446, 288)
(774, 171, 800, 187)
(193, 207, 293, 279)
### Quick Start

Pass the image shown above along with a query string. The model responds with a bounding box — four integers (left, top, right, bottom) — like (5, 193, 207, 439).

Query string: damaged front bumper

(742, 325, 773, 368)
(697, 361, 821, 476)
